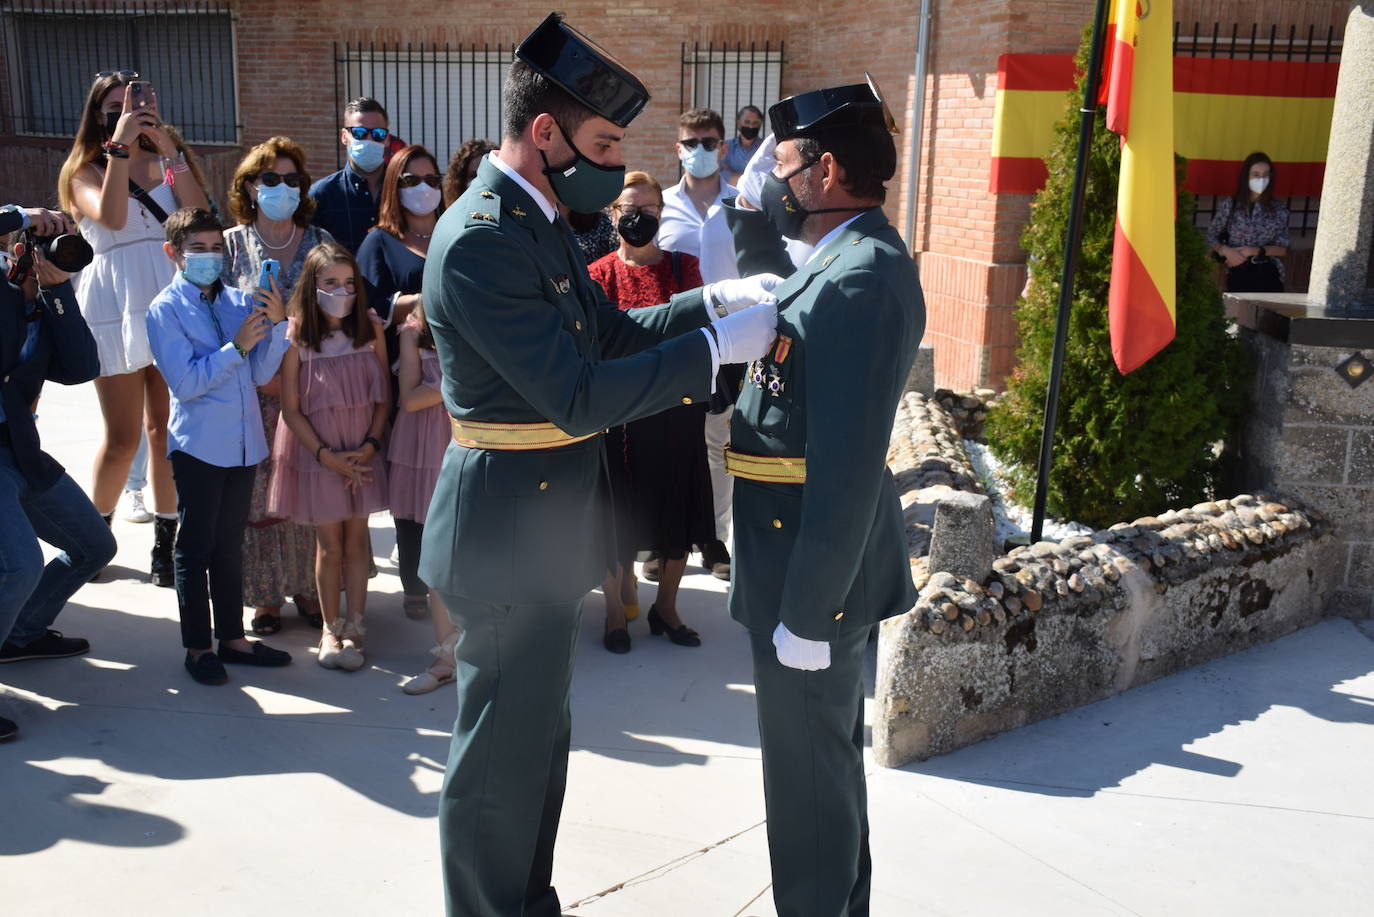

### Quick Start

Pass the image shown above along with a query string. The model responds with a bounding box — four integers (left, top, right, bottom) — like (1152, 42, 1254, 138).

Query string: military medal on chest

(552, 273, 572, 294)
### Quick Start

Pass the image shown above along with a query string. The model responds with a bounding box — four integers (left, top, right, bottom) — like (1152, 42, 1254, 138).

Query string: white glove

(736, 133, 779, 211)
(713, 302, 777, 364)
(705, 273, 784, 316)
(773, 622, 831, 671)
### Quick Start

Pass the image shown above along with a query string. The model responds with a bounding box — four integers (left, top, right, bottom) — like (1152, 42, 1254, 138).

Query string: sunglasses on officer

(254, 171, 305, 189)
(678, 137, 721, 152)
(345, 126, 390, 143)
(398, 173, 442, 188)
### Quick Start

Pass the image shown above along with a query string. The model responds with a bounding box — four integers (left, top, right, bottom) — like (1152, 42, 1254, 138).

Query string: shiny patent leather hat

(768, 74, 899, 141)
(515, 12, 651, 127)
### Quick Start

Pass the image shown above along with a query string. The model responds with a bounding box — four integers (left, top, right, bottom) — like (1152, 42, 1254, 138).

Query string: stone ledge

(873, 496, 1338, 767)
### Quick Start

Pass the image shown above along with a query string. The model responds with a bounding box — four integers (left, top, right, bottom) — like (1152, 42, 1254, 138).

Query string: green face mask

(540, 121, 625, 214)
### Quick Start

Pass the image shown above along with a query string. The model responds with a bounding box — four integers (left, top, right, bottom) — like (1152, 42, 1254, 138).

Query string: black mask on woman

(738, 125, 760, 141)
(104, 111, 120, 137)
(617, 211, 659, 248)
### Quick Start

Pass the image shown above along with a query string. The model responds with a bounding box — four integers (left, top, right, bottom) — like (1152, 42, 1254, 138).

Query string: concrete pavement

(3, 379, 1373, 916)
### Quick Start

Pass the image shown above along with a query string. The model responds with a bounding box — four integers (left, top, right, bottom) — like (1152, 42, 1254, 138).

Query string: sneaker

(0, 715, 16, 741)
(121, 489, 153, 524)
(0, 629, 90, 663)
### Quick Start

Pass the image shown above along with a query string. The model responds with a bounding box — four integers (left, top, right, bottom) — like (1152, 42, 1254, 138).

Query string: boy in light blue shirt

(145, 207, 292, 685)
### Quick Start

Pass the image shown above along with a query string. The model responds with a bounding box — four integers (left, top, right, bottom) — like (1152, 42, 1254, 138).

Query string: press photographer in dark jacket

(0, 204, 115, 742)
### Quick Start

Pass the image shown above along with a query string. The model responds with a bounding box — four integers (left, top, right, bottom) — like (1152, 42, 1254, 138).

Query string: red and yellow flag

(1108, 0, 1175, 374)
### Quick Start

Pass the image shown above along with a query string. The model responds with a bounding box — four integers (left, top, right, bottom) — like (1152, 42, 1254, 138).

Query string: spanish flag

(1107, 0, 1175, 374)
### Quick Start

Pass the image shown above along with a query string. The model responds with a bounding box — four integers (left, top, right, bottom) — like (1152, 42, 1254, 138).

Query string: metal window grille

(334, 42, 514, 171)
(0, 0, 238, 144)
(679, 42, 785, 125)
(1174, 21, 1343, 239)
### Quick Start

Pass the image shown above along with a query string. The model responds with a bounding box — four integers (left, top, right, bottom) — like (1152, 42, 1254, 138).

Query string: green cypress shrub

(985, 28, 1248, 528)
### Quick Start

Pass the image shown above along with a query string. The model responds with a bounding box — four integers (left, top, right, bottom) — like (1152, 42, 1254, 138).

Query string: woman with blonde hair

(59, 71, 211, 585)
(222, 136, 334, 634)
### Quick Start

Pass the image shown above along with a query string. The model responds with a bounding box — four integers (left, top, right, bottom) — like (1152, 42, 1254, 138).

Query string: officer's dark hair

(344, 96, 389, 122)
(502, 59, 597, 140)
(795, 124, 895, 204)
(165, 207, 223, 250)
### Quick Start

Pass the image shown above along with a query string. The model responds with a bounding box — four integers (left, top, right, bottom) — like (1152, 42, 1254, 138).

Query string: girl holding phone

(58, 71, 211, 586)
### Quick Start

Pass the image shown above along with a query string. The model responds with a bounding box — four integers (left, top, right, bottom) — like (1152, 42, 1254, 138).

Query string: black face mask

(616, 211, 659, 248)
(738, 125, 760, 141)
(104, 111, 120, 137)
(761, 159, 871, 241)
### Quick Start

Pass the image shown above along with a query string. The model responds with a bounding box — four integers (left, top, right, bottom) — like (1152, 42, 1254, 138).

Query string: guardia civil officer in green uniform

(722, 83, 925, 916)
(418, 14, 782, 917)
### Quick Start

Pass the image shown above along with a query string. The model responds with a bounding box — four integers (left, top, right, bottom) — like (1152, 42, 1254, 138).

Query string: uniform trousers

(749, 624, 873, 917)
(436, 592, 583, 917)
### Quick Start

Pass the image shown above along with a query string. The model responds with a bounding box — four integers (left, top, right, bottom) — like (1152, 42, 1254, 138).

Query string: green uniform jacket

(419, 158, 714, 606)
(724, 205, 924, 642)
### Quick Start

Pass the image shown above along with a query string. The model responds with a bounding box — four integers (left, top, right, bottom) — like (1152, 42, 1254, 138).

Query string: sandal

(251, 608, 283, 636)
(338, 619, 366, 672)
(293, 595, 324, 629)
(402, 634, 458, 695)
(318, 626, 344, 669)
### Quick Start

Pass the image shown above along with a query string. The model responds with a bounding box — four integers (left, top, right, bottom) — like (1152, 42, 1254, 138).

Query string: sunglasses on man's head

(345, 126, 390, 143)
(255, 171, 304, 188)
(679, 137, 721, 151)
(398, 173, 441, 189)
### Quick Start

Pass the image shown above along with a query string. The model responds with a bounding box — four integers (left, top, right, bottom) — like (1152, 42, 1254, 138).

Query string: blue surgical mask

(181, 251, 223, 287)
(679, 143, 719, 180)
(349, 138, 386, 173)
(256, 183, 300, 222)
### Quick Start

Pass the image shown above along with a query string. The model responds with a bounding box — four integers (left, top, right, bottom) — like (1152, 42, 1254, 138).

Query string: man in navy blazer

(0, 204, 115, 742)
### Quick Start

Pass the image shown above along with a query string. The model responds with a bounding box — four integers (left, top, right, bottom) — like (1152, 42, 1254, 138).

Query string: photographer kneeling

(0, 204, 115, 742)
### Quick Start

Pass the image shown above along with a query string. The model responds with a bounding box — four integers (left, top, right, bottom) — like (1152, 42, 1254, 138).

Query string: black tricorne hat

(768, 75, 898, 141)
(515, 12, 651, 128)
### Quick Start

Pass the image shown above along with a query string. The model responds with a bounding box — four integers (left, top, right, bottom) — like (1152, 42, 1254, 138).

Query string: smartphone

(258, 259, 280, 291)
(128, 81, 154, 111)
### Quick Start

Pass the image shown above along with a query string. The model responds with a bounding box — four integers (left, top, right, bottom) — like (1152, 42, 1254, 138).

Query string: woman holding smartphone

(58, 71, 211, 586)
(223, 136, 335, 635)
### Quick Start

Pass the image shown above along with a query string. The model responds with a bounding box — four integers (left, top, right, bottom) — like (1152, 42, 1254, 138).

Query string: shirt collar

(488, 151, 557, 223)
(806, 213, 866, 264)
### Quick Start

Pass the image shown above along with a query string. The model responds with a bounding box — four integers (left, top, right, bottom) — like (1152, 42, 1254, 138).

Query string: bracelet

(102, 141, 130, 159)
(362, 435, 383, 453)
(232, 341, 248, 359)
(315, 443, 329, 462)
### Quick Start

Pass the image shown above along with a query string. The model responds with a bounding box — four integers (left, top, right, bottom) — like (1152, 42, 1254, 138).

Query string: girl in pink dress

(389, 304, 458, 694)
(269, 242, 390, 671)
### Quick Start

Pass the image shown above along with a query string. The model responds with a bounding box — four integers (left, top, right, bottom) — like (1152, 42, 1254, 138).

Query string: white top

(72, 172, 177, 376)
(658, 178, 740, 284)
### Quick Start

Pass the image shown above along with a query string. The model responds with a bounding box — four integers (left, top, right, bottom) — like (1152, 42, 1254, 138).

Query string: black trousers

(169, 451, 255, 650)
(395, 517, 428, 597)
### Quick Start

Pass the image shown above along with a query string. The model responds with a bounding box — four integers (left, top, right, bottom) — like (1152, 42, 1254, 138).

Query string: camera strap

(128, 179, 170, 225)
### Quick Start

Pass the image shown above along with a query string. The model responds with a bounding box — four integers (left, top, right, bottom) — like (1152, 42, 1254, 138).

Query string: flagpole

(1029, 0, 1114, 543)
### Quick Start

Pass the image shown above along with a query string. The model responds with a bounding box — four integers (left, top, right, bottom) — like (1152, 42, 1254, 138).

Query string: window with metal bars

(0, 0, 238, 145)
(680, 42, 785, 126)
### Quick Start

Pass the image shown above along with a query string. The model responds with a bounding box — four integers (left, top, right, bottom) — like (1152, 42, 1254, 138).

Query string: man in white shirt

(657, 107, 739, 579)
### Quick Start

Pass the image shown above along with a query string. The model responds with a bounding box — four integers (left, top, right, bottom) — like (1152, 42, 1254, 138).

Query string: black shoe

(184, 651, 228, 685)
(0, 715, 16, 741)
(151, 516, 177, 588)
(217, 641, 292, 667)
(603, 624, 631, 654)
(641, 555, 661, 583)
(0, 629, 90, 663)
(647, 605, 701, 647)
(700, 540, 731, 581)
(293, 597, 324, 629)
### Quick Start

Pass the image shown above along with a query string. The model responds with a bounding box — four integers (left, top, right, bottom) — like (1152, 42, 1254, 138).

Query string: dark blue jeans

(0, 440, 116, 647)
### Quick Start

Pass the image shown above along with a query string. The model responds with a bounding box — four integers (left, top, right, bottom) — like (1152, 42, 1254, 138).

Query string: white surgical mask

(679, 143, 720, 180)
(399, 183, 442, 215)
(317, 287, 356, 318)
(1248, 176, 1270, 194)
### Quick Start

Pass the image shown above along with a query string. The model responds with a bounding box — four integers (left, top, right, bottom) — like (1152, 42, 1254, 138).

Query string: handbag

(128, 179, 170, 224)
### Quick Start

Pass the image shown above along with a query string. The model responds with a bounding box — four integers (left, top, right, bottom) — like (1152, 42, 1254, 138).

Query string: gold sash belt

(724, 447, 807, 484)
(450, 418, 600, 451)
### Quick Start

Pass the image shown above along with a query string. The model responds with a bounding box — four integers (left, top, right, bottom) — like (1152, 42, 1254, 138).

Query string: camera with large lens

(5, 228, 94, 286)
(25, 228, 94, 273)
